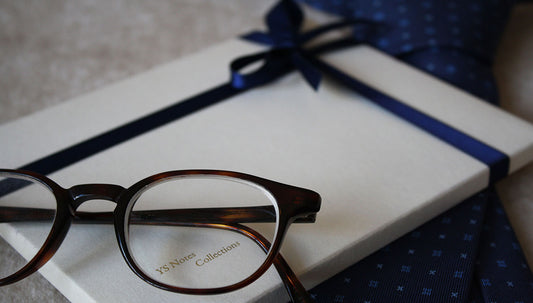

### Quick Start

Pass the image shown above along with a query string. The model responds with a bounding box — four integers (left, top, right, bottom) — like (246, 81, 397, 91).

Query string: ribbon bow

(231, 0, 376, 90)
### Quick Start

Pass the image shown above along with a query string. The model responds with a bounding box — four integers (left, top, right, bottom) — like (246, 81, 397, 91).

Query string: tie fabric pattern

(309, 191, 488, 303)
(296, 0, 533, 302)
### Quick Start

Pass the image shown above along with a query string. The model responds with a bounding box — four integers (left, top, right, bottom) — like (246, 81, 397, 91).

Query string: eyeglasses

(0, 169, 320, 302)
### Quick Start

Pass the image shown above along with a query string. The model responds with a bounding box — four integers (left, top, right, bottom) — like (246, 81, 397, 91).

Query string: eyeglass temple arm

(225, 223, 313, 303)
(272, 247, 314, 303)
(0, 206, 316, 224)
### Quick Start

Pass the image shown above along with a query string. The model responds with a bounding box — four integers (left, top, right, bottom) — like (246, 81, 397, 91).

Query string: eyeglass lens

(0, 172, 57, 279)
(125, 175, 279, 289)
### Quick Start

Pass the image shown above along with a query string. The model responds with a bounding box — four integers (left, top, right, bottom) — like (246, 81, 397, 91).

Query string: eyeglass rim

(0, 169, 72, 286)
(0, 168, 321, 297)
(116, 169, 320, 294)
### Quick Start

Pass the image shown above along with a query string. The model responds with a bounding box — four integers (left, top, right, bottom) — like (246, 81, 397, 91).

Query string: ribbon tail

(292, 52, 322, 90)
(240, 31, 274, 46)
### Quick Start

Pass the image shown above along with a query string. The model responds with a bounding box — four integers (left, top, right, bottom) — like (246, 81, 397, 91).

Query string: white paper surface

(1, 39, 533, 302)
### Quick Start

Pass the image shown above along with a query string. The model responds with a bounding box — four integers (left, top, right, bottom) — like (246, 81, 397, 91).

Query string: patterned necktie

(296, 0, 533, 302)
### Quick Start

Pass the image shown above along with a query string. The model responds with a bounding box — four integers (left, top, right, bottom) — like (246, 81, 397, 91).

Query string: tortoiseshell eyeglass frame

(0, 169, 321, 303)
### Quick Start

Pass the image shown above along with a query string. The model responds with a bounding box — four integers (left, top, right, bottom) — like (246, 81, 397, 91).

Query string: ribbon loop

(230, 50, 292, 90)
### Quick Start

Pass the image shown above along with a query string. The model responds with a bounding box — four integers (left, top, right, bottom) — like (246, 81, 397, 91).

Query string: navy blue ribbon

(13, 0, 508, 188)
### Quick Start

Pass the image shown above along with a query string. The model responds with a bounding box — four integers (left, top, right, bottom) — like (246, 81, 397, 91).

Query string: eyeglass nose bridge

(68, 184, 126, 210)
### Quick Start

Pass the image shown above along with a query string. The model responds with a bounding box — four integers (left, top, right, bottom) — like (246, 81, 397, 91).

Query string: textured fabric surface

(309, 193, 489, 303)
(1, 1, 532, 302)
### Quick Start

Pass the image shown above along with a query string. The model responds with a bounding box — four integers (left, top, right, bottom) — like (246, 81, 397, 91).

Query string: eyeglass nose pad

(68, 184, 126, 209)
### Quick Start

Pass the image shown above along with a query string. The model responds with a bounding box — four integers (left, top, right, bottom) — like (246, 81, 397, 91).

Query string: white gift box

(1, 37, 533, 303)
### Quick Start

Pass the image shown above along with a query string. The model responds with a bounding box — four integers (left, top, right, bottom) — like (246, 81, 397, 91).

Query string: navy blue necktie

(296, 0, 533, 302)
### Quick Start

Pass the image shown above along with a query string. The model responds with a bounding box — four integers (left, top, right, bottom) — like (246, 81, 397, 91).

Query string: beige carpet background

(1, 1, 532, 302)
